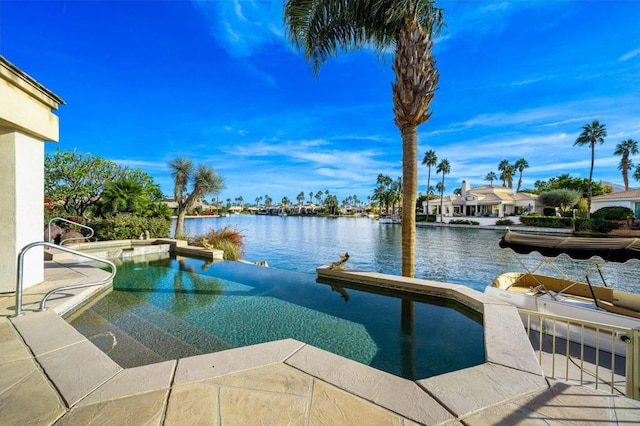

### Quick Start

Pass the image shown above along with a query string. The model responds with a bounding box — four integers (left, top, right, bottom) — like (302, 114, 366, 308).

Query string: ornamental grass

(195, 225, 245, 261)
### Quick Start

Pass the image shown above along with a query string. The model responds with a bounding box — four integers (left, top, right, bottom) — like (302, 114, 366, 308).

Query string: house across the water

(591, 188, 640, 217)
(424, 180, 541, 218)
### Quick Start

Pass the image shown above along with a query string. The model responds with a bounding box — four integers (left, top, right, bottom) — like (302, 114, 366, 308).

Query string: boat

(378, 215, 401, 224)
(485, 230, 640, 356)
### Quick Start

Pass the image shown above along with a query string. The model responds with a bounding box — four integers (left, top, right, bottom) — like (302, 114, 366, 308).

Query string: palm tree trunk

(623, 156, 630, 191)
(401, 125, 417, 278)
(426, 169, 431, 216)
(175, 209, 186, 237)
(587, 144, 595, 219)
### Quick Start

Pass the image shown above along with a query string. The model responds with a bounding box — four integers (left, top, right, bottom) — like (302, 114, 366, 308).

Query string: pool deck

(1, 257, 639, 425)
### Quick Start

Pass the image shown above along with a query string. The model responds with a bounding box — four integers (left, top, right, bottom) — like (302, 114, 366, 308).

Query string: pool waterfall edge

(13, 244, 549, 423)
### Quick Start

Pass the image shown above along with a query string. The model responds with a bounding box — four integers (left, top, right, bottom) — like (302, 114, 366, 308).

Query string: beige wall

(0, 57, 62, 293)
(0, 129, 45, 292)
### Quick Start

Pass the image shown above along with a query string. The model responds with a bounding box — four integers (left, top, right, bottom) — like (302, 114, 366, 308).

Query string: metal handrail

(14, 241, 116, 317)
(47, 217, 94, 245)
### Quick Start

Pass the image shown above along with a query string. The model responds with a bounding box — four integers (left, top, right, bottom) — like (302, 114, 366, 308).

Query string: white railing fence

(518, 309, 639, 400)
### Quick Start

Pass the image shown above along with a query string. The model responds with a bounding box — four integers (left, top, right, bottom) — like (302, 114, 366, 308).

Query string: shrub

(91, 214, 170, 240)
(592, 206, 633, 221)
(519, 216, 572, 228)
(495, 219, 513, 226)
(416, 214, 427, 222)
(449, 219, 479, 225)
(538, 189, 582, 212)
(194, 225, 245, 261)
(576, 218, 619, 234)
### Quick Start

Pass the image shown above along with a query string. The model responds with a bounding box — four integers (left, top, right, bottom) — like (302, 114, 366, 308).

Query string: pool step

(68, 294, 234, 368)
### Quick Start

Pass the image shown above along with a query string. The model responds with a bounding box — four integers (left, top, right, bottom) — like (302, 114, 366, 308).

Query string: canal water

(178, 215, 640, 294)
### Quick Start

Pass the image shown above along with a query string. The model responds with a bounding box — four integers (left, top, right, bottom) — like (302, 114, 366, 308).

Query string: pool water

(67, 254, 485, 380)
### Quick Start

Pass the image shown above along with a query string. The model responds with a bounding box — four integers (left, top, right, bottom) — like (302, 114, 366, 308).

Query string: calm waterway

(178, 215, 640, 294)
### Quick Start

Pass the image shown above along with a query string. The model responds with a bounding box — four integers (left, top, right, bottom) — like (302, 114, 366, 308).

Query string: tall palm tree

(484, 171, 497, 186)
(514, 158, 529, 192)
(497, 159, 510, 187)
(422, 149, 437, 218)
(170, 159, 225, 237)
(436, 159, 450, 223)
(284, 0, 443, 279)
(574, 120, 607, 218)
(614, 139, 638, 191)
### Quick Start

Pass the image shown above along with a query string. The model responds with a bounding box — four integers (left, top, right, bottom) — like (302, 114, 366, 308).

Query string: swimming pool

(67, 253, 485, 380)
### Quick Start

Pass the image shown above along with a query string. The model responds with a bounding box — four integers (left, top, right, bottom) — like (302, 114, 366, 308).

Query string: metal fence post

(625, 327, 640, 400)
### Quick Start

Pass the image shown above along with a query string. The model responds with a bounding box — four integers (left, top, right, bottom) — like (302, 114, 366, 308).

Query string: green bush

(495, 219, 513, 226)
(576, 218, 619, 234)
(519, 216, 573, 228)
(91, 214, 170, 240)
(592, 206, 633, 220)
(449, 219, 479, 225)
(416, 214, 427, 222)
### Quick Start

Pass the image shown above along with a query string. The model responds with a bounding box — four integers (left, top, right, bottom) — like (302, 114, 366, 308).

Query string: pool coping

(316, 267, 548, 415)
(5, 256, 554, 424)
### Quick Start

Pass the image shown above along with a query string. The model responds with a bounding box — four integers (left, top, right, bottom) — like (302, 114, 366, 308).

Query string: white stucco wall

(0, 129, 45, 292)
(590, 199, 633, 213)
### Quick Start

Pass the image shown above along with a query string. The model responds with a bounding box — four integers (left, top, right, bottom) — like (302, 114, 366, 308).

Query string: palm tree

(422, 149, 437, 218)
(484, 171, 497, 186)
(574, 120, 607, 218)
(99, 177, 147, 217)
(497, 159, 510, 187)
(284, 0, 443, 279)
(170, 159, 225, 237)
(436, 159, 450, 223)
(514, 158, 529, 192)
(435, 181, 444, 218)
(169, 157, 192, 208)
(614, 139, 638, 191)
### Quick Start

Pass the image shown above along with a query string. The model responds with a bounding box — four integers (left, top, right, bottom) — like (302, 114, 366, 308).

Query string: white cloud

(191, 0, 285, 58)
(620, 48, 640, 62)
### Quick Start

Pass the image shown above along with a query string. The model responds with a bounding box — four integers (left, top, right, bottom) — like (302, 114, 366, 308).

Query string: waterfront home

(425, 180, 541, 218)
(591, 188, 640, 217)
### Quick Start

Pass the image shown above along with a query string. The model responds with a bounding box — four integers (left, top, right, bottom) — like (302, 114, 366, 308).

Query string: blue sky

(2, 0, 639, 204)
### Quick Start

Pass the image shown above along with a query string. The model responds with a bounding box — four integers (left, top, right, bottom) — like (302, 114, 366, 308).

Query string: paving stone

(37, 340, 121, 407)
(483, 304, 543, 375)
(612, 391, 640, 423)
(418, 363, 547, 417)
(11, 310, 86, 356)
(286, 344, 453, 425)
(0, 319, 32, 363)
(310, 380, 402, 426)
(164, 382, 219, 425)
(527, 380, 636, 424)
(219, 384, 307, 426)
(210, 363, 311, 396)
(56, 389, 167, 425)
(174, 339, 304, 384)
(79, 360, 176, 406)
(463, 400, 558, 426)
(0, 358, 66, 425)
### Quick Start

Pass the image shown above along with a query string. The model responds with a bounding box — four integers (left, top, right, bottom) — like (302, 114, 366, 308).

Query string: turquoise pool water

(68, 254, 485, 380)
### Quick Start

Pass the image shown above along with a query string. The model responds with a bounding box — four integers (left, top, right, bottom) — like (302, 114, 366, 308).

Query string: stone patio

(1, 256, 639, 425)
